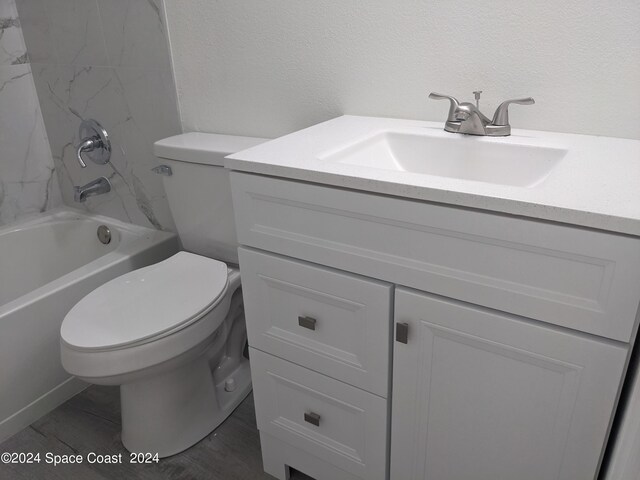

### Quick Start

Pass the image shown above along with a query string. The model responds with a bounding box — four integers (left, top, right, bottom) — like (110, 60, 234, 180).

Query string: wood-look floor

(0, 386, 310, 480)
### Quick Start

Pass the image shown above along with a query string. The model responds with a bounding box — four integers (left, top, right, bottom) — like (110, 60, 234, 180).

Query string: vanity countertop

(225, 115, 640, 236)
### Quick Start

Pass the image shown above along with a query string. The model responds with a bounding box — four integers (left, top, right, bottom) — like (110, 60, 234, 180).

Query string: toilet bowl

(59, 133, 267, 457)
(60, 252, 252, 457)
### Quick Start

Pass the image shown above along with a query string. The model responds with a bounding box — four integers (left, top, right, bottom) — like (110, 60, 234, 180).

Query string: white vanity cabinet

(230, 171, 640, 480)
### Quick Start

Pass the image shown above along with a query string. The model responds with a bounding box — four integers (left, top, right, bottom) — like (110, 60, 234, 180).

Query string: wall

(16, 0, 182, 230)
(164, 0, 640, 140)
(0, 0, 60, 226)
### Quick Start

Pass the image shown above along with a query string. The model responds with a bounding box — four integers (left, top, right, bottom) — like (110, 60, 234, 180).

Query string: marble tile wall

(0, 0, 61, 226)
(16, 0, 181, 230)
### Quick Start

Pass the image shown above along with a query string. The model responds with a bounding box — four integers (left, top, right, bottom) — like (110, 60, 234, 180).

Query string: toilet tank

(154, 133, 267, 264)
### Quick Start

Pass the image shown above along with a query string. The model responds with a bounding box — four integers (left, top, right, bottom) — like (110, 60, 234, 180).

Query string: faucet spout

(74, 176, 111, 203)
(455, 102, 492, 135)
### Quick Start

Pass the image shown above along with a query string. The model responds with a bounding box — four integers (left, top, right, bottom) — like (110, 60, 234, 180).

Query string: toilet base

(120, 354, 251, 457)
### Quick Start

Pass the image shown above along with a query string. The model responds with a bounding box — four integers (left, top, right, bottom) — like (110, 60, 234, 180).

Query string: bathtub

(0, 208, 179, 442)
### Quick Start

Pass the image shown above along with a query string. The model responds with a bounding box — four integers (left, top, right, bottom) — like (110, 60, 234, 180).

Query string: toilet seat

(61, 252, 229, 351)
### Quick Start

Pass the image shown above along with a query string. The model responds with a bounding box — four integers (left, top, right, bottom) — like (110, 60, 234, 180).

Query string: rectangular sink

(319, 131, 567, 188)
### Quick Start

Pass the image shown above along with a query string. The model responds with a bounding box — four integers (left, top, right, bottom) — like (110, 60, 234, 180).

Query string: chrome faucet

(76, 119, 111, 168)
(429, 91, 534, 136)
(74, 177, 111, 203)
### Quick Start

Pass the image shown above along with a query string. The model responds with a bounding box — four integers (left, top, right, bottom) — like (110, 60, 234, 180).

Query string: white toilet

(60, 133, 266, 457)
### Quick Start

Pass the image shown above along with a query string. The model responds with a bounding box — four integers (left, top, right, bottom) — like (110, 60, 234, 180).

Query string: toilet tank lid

(154, 132, 269, 167)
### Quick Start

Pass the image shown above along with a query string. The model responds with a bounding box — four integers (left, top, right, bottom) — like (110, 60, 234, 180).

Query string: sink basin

(319, 131, 567, 187)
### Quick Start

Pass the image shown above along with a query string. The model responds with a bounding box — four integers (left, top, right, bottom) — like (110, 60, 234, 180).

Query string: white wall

(164, 0, 640, 140)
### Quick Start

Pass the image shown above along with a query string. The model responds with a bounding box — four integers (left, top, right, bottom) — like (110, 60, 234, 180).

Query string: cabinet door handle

(298, 315, 317, 331)
(396, 322, 409, 344)
(304, 412, 321, 426)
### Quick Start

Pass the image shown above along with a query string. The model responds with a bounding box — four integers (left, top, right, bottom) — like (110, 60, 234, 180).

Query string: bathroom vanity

(226, 116, 640, 480)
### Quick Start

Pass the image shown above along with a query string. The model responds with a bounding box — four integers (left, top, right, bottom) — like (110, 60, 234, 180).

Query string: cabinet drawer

(250, 348, 388, 480)
(239, 247, 392, 397)
(231, 172, 640, 342)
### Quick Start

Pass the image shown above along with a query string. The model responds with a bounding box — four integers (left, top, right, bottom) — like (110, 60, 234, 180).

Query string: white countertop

(225, 115, 640, 237)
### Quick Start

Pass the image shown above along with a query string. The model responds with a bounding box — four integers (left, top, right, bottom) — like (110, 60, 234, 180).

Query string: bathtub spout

(74, 177, 111, 203)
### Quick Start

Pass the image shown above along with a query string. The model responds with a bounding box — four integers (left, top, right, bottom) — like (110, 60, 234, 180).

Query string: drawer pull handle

(396, 322, 409, 344)
(304, 412, 321, 426)
(298, 316, 317, 331)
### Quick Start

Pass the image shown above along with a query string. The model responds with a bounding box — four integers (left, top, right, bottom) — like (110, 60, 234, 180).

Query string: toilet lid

(61, 252, 228, 350)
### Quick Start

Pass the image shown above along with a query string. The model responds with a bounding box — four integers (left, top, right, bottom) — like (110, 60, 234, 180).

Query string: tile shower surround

(16, 0, 182, 230)
(0, 0, 61, 225)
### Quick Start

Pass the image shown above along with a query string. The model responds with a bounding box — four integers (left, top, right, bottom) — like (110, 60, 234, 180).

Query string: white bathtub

(0, 208, 178, 442)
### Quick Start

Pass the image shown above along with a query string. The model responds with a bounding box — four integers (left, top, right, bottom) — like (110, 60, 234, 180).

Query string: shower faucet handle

(76, 119, 111, 168)
(76, 138, 98, 168)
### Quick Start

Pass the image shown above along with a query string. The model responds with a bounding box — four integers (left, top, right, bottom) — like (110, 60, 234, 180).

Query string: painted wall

(16, 0, 182, 230)
(0, 0, 60, 226)
(164, 0, 640, 140)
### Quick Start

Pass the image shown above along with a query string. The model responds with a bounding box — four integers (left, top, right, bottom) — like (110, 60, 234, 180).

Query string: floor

(0, 386, 308, 480)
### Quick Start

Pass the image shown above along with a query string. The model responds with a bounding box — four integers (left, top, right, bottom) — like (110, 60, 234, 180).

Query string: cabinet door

(391, 287, 628, 480)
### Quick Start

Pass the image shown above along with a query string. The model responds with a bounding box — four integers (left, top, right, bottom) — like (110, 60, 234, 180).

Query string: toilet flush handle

(152, 165, 173, 176)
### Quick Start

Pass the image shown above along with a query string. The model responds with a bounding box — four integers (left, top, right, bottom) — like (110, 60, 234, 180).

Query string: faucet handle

(491, 97, 535, 126)
(76, 119, 111, 168)
(428, 92, 460, 122)
(76, 138, 97, 168)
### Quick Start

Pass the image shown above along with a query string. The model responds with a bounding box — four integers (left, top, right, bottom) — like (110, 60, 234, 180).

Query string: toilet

(60, 133, 267, 457)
